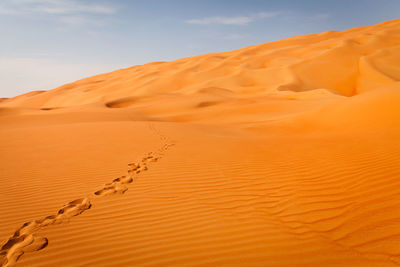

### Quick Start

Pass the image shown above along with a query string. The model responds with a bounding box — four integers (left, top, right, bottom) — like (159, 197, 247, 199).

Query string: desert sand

(1, 19, 400, 266)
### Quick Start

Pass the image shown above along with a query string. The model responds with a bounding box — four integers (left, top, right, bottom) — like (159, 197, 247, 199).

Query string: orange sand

(1, 19, 400, 266)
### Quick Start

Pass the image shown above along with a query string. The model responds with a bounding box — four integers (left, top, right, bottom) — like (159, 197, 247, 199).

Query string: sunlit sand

(1, 19, 400, 266)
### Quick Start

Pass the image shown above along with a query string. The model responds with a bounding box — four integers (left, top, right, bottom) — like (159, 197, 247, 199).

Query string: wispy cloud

(0, 0, 116, 25)
(187, 16, 252, 26)
(186, 11, 280, 26)
(6, 0, 116, 14)
(28, 0, 116, 15)
(58, 15, 107, 27)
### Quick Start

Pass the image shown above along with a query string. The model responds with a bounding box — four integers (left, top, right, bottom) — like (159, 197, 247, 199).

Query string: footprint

(36, 215, 57, 226)
(127, 162, 140, 173)
(112, 176, 133, 184)
(94, 151, 166, 198)
(12, 221, 40, 238)
(57, 198, 92, 219)
(142, 153, 160, 163)
(0, 196, 92, 266)
(18, 235, 48, 253)
(128, 163, 148, 174)
(1, 233, 48, 267)
(94, 183, 128, 196)
(162, 143, 174, 150)
(137, 164, 148, 173)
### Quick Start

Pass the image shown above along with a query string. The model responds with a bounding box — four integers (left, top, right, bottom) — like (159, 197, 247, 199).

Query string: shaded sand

(1, 19, 400, 266)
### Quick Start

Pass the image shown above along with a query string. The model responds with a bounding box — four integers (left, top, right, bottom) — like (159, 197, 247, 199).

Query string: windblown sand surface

(1, 19, 400, 266)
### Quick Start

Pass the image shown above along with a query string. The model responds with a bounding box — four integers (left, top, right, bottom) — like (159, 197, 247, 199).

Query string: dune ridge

(1, 19, 399, 112)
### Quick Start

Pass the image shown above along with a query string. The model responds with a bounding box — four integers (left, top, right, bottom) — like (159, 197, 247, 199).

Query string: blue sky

(1, 0, 399, 97)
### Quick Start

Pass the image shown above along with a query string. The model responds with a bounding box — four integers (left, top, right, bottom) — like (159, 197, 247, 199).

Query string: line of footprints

(0, 141, 174, 267)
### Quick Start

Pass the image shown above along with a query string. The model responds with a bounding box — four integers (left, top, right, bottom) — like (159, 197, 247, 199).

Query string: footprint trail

(0, 197, 91, 267)
(0, 124, 174, 266)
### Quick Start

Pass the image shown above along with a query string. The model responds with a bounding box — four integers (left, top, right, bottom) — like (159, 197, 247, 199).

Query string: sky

(1, 0, 399, 97)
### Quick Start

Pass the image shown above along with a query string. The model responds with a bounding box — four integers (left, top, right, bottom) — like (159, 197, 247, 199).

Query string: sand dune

(1, 19, 400, 266)
(2, 19, 399, 111)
